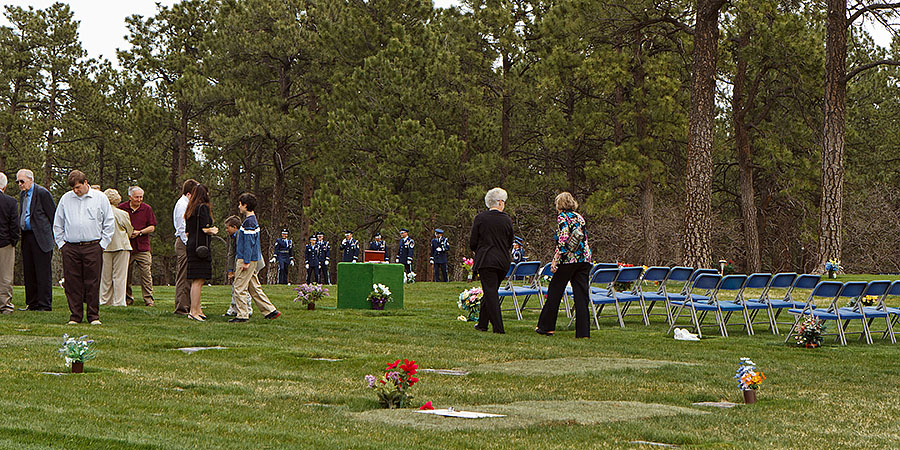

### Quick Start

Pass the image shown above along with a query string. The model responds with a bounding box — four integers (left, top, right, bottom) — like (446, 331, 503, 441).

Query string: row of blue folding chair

(785, 280, 900, 345)
(497, 261, 543, 320)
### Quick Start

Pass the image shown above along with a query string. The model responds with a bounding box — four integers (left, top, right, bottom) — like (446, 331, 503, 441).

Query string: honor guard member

(304, 235, 319, 283)
(316, 232, 331, 284)
(511, 237, 525, 263)
(396, 228, 414, 273)
(430, 228, 449, 282)
(272, 228, 294, 284)
(340, 231, 360, 262)
(368, 232, 389, 261)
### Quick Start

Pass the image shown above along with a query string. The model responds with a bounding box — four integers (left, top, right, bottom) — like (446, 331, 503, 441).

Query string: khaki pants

(174, 238, 190, 314)
(126, 251, 154, 305)
(0, 245, 14, 313)
(233, 259, 276, 319)
(101, 250, 130, 306)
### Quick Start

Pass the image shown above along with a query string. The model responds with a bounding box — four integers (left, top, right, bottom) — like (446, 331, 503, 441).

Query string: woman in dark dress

(184, 184, 218, 321)
(469, 187, 514, 334)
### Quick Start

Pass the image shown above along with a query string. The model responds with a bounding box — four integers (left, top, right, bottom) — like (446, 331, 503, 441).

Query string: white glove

(429, 258, 434, 264)
(290, 260, 295, 267)
(270, 257, 276, 263)
(325, 260, 329, 266)
(305, 264, 309, 269)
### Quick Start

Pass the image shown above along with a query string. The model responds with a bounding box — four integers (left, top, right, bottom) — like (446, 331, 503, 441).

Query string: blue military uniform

(316, 233, 331, 284)
(340, 231, 360, 262)
(396, 228, 415, 274)
(273, 229, 294, 284)
(368, 233, 389, 261)
(511, 237, 525, 263)
(305, 237, 319, 283)
(430, 229, 449, 282)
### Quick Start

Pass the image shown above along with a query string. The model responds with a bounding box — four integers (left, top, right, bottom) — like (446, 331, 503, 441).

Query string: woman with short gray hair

(100, 189, 134, 306)
(469, 187, 514, 333)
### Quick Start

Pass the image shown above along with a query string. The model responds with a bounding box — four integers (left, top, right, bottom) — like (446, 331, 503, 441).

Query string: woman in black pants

(536, 192, 592, 338)
(469, 187, 514, 334)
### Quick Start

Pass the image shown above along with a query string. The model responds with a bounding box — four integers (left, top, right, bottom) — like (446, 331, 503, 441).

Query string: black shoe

(228, 317, 248, 323)
(265, 311, 281, 320)
(535, 327, 554, 336)
(199, 314, 208, 320)
(474, 325, 488, 332)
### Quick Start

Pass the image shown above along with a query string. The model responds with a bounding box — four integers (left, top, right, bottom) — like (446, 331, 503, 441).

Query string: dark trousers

(403, 263, 412, 274)
(537, 262, 591, 338)
(319, 264, 330, 284)
(477, 267, 506, 333)
(433, 263, 448, 282)
(61, 242, 103, 323)
(21, 230, 53, 310)
(277, 261, 290, 284)
(306, 265, 319, 284)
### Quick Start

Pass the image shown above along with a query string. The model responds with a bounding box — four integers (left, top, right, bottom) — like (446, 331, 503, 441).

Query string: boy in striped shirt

(230, 193, 280, 323)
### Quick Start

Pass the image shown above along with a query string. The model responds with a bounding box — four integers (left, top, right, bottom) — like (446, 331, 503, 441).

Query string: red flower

(387, 359, 401, 370)
(408, 376, 419, 386)
(418, 401, 434, 410)
(400, 359, 418, 375)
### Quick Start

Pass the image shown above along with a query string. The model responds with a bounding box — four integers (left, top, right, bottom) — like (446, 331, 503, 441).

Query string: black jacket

(469, 209, 514, 272)
(0, 192, 18, 248)
(19, 184, 56, 253)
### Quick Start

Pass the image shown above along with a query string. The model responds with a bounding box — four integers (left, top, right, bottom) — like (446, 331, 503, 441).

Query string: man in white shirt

(53, 170, 115, 325)
(172, 179, 197, 316)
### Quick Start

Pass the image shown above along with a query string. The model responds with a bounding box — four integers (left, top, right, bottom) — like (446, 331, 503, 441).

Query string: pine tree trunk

(683, 0, 724, 269)
(815, 0, 847, 273)
(632, 45, 658, 265)
(732, 33, 761, 272)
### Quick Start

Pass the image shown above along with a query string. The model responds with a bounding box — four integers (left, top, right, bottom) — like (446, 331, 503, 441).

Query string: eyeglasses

(16, 180, 25, 184)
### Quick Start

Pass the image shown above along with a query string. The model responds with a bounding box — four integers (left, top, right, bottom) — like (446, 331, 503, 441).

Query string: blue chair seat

(753, 298, 810, 309)
(612, 293, 642, 302)
(668, 293, 710, 303)
(692, 301, 745, 312)
(511, 286, 540, 296)
(859, 307, 891, 318)
(589, 287, 609, 295)
(790, 308, 868, 320)
(884, 307, 900, 315)
(498, 289, 514, 297)
(737, 301, 770, 310)
(590, 293, 617, 305)
(641, 292, 667, 302)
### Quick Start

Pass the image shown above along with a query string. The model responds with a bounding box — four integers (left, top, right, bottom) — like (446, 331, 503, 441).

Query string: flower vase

(827, 270, 835, 279)
(307, 302, 315, 310)
(71, 361, 84, 374)
(371, 302, 385, 311)
(742, 389, 757, 404)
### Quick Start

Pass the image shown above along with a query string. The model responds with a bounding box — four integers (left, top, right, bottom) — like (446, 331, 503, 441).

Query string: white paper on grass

(416, 409, 505, 419)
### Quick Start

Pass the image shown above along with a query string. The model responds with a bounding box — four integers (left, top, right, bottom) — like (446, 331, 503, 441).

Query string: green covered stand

(336, 263, 405, 309)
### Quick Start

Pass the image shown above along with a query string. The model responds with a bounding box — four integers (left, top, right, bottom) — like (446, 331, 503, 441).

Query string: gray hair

(104, 188, 122, 205)
(17, 169, 34, 180)
(484, 187, 508, 209)
(0, 172, 6, 190)
(128, 186, 143, 197)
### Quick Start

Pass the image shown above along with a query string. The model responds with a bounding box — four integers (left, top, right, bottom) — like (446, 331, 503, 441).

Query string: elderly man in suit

(16, 169, 56, 312)
(0, 172, 19, 314)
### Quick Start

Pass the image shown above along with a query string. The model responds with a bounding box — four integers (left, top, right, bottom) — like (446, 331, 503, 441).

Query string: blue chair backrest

(642, 267, 669, 282)
(590, 268, 618, 284)
(811, 281, 843, 298)
(744, 273, 771, 289)
(837, 282, 867, 298)
(793, 274, 821, 290)
(693, 274, 721, 290)
(719, 274, 748, 291)
(862, 280, 891, 297)
(540, 263, 554, 277)
(889, 280, 900, 296)
(615, 267, 643, 283)
(690, 268, 718, 282)
(596, 263, 619, 269)
(666, 267, 694, 282)
(513, 261, 541, 277)
(504, 263, 515, 278)
(769, 273, 797, 289)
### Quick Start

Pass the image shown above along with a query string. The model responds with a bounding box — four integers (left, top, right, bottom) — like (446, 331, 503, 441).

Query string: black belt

(67, 240, 100, 246)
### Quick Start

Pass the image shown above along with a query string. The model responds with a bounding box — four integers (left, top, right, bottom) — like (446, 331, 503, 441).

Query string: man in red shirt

(119, 186, 157, 306)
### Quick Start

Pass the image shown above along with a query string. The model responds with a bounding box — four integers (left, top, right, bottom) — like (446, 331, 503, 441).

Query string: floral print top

(553, 211, 591, 265)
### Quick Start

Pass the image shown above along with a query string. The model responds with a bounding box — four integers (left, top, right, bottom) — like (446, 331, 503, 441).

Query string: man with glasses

(118, 186, 157, 306)
(0, 173, 19, 314)
(16, 169, 56, 311)
(53, 170, 114, 325)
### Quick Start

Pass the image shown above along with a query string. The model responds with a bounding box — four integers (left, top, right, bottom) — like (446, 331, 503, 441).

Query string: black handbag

(194, 208, 210, 260)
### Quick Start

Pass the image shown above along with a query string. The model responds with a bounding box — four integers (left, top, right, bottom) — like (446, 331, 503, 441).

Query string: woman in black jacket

(469, 187, 514, 334)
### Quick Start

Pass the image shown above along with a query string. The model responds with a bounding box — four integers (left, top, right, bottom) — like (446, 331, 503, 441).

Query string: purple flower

(387, 371, 401, 384)
(364, 375, 376, 388)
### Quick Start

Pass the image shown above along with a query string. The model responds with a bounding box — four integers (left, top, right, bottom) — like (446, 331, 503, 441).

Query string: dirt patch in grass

(472, 357, 694, 377)
(352, 400, 706, 431)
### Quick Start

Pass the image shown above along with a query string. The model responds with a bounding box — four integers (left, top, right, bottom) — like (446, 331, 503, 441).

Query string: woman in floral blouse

(536, 192, 592, 338)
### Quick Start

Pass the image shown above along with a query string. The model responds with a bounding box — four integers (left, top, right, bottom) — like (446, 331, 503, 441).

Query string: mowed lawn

(2, 276, 900, 449)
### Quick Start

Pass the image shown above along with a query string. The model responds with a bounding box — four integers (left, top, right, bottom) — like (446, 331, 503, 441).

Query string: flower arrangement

(293, 284, 329, 307)
(847, 295, 879, 309)
(735, 357, 765, 391)
(723, 259, 735, 275)
(367, 284, 393, 310)
(58, 334, 97, 367)
(457, 287, 483, 322)
(364, 358, 419, 408)
(404, 271, 416, 284)
(462, 258, 474, 280)
(793, 315, 826, 348)
(824, 259, 841, 278)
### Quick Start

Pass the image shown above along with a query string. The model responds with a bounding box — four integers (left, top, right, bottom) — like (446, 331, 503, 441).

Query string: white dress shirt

(53, 189, 115, 249)
(173, 195, 188, 244)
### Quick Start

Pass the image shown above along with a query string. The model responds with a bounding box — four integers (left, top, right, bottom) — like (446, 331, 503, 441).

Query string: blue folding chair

(667, 273, 722, 338)
(537, 262, 572, 319)
(878, 280, 900, 338)
(606, 267, 648, 325)
(730, 273, 774, 335)
(851, 280, 895, 344)
(635, 266, 671, 324)
(786, 281, 844, 344)
(585, 263, 620, 296)
(744, 272, 797, 334)
(497, 261, 542, 320)
(584, 268, 619, 329)
(665, 268, 719, 305)
(641, 266, 693, 325)
(689, 274, 752, 337)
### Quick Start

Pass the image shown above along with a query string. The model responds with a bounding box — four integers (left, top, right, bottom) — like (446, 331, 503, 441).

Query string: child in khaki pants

(229, 193, 280, 323)
(223, 215, 252, 317)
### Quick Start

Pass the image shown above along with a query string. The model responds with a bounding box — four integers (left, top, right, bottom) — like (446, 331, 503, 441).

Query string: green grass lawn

(2, 276, 900, 449)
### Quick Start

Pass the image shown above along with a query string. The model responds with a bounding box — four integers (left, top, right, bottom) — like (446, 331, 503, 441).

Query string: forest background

(1, 0, 899, 284)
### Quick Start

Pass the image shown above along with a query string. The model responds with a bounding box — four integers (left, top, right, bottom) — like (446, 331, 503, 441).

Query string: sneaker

(265, 310, 281, 320)
(228, 317, 248, 323)
(90, 320, 102, 325)
(222, 311, 237, 317)
(67, 320, 78, 325)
